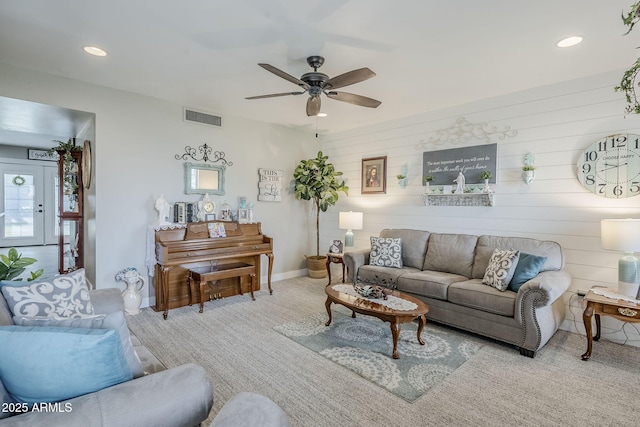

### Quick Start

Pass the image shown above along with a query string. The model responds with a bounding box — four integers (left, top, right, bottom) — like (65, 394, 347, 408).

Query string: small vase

(482, 179, 491, 193)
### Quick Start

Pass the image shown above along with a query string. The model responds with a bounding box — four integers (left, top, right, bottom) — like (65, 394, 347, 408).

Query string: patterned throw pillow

(0, 269, 93, 318)
(482, 249, 520, 291)
(369, 237, 403, 268)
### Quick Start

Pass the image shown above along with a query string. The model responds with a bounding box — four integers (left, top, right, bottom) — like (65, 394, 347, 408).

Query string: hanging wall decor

(258, 168, 283, 201)
(415, 117, 517, 150)
(175, 143, 233, 165)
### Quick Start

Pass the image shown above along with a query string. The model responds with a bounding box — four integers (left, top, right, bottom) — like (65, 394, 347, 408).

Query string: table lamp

(601, 218, 640, 298)
(339, 211, 363, 247)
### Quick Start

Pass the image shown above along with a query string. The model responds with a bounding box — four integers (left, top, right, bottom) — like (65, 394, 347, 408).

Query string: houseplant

(522, 165, 536, 185)
(293, 151, 348, 278)
(0, 247, 44, 282)
(615, 2, 640, 114)
(47, 138, 82, 194)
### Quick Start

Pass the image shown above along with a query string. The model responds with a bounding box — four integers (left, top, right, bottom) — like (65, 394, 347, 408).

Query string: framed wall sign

(362, 156, 387, 194)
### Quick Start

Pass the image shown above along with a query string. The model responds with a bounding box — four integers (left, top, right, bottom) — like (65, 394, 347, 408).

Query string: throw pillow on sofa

(369, 237, 403, 268)
(482, 249, 520, 291)
(508, 253, 548, 292)
(0, 325, 132, 404)
(0, 268, 93, 318)
(13, 311, 144, 378)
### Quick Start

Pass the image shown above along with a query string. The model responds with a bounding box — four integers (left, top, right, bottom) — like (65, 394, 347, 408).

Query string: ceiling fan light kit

(246, 55, 381, 116)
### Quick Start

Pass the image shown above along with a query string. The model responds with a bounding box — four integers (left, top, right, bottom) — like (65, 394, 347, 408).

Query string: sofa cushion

(397, 270, 468, 301)
(380, 229, 430, 269)
(1, 269, 93, 318)
(369, 237, 403, 268)
(0, 380, 14, 419)
(482, 249, 520, 291)
(509, 253, 548, 292)
(448, 279, 516, 317)
(0, 325, 132, 404)
(471, 235, 563, 279)
(357, 265, 419, 288)
(13, 311, 144, 379)
(422, 233, 478, 278)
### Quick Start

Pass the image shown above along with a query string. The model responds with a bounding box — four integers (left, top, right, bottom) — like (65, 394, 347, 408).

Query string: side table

(581, 289, 640, 360)
(326, 253, 346, 286)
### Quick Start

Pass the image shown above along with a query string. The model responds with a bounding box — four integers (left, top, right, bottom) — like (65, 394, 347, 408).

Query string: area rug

(274, 309, 483, 402)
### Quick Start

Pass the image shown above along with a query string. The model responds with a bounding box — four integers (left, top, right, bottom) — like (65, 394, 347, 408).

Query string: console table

(581, 289, 640, 360)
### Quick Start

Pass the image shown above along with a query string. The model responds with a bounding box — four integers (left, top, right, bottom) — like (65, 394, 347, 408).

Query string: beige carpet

(127, 277, 640, 427)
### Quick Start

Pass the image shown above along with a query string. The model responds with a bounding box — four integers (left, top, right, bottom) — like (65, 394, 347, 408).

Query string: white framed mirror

(184, 162, 225, 195)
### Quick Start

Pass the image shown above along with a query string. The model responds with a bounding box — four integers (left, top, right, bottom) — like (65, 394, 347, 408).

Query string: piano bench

(187, 263, 257, 314)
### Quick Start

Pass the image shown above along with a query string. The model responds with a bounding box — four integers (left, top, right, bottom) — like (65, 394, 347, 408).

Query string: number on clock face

(576, 134, 640, 198)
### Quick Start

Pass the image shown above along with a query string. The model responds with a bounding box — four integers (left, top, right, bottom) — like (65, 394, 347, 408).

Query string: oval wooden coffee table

(324, 284, 429, 359)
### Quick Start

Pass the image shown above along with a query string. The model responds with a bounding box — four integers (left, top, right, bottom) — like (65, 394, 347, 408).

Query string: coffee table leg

(416, 315, 426, 345)
(325, 297, 333, 326)
(390, 321, 401, 359)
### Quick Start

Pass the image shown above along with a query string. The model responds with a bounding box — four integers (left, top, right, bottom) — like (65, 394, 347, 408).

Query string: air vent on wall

(183, 108, 222, 128)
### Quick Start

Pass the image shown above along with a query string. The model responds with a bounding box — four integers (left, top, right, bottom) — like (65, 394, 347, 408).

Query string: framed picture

(238, 208, 249, 224)
(361, 156, 387, 194)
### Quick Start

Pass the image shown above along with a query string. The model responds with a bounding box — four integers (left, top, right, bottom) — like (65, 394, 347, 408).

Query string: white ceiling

(0, 0, 637, 146)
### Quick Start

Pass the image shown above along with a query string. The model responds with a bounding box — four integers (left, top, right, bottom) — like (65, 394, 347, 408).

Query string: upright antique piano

(154, 221, 273, 318)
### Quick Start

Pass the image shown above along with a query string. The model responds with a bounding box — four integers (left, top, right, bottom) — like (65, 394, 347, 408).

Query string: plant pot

(306, 255, 328, 279)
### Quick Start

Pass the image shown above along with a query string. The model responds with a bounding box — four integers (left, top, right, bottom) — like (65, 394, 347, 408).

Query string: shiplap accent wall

(321, 70, 640, 348)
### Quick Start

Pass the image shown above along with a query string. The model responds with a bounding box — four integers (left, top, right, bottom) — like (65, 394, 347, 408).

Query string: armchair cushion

(0, 325, 132, 404)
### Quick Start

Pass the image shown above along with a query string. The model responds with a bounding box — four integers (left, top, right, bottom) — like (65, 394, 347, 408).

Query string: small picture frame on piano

(205, 213, 216, 221)
(238, 208, 249, 224)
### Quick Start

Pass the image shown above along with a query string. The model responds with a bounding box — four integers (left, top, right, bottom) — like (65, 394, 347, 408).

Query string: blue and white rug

(274, 309, 483, 402)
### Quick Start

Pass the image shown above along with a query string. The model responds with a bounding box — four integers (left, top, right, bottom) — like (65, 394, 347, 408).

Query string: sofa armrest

(342, 249, 371, 283)
(210, 392, 290, 427)
(0, 364, 213, 427)
(515, 270, 571, 310)
(89, 288, 125, 315)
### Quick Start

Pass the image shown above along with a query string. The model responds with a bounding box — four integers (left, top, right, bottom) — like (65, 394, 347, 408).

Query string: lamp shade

(601, 219, 640, 252)
(339, 212, 363, 231)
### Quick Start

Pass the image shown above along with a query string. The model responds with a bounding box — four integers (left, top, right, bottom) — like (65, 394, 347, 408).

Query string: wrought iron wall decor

(175, 143, 233, 166)
(415, 117, 517, 150)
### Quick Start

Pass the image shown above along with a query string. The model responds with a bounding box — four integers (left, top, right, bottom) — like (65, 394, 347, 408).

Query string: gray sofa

(0, 288, 290, 427)
(343, 229, 572, 357)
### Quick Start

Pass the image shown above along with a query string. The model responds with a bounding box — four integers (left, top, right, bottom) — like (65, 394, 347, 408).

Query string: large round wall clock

(576, 133, 640, 198)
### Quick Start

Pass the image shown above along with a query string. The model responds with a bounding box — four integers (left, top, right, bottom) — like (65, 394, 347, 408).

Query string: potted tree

(293, 151, 348, 278)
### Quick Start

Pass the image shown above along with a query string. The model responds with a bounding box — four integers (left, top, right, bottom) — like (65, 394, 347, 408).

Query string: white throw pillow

(369, 237, 403, 268)
(482, 249, 520, 291)
(1, 269, 93, 318)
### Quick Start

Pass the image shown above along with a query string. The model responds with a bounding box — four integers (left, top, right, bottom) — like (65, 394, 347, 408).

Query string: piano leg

(162, 266, 173, 320)
(266, 253, 274, 295)
(249, 273, 256, 301)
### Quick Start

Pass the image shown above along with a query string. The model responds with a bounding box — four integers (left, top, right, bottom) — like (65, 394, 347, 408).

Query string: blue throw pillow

(0, 325, 132, 404)
(509, 253, 548, 292)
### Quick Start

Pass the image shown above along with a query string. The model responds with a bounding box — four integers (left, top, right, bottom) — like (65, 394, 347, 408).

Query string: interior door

(0, 162, 56, 247)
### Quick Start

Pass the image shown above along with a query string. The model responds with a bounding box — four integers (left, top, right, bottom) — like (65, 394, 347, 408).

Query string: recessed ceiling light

(556, 36, 583, 48)
(317, 112, 328, 117)
(83, 46, 107, 57)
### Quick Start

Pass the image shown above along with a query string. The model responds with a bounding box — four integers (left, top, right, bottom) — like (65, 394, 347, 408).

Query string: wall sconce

(339, 211, 363, 247)
(601, 219, 640, 298)
(522, 152, 535, 185)
(396, 164, 408, 189)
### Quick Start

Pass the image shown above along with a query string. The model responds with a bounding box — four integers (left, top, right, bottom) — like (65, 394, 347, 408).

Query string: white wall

(322, 70, 640, 348)
(0, 62, 318, 308)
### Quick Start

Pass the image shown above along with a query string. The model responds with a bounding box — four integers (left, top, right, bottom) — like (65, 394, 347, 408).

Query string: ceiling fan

(245, 55, 381, 116)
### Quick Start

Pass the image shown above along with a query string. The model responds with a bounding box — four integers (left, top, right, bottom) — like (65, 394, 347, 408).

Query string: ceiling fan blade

(306, 96, 321, 116)
(258, 63, 309, 89)
(323, 68, 376, 90)
(326, 91, 381, 108)
(245, 91, 306, 100)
